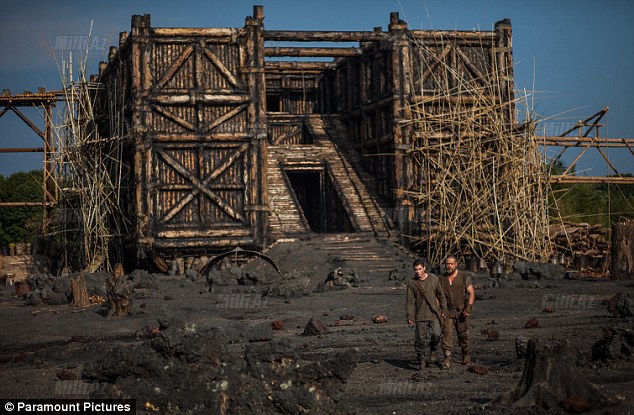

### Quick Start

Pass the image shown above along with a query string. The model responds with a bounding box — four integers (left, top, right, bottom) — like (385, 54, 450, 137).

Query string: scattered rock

(467, 364, 489, 375)
(0, 355, 12, 363)
(303, 317, 329, 336)
(56, 369, 77, 380)
(482, 329, 500, 341)
(263, 270, 311, 299)
(314, 268, 359, 292)
(271, 320, 284, 331)
(591, 323, 634, 361)
(129, 269, 158, 289)
(513, 262, 566, 280)
(83, 323, 355, 414)
(559, 394, 592, 413)
(525, 318, 539, 329)
(372, 315, 388, 324)
(543, 307, 555, 313)
(607, 293, 633, 318)
(339, 314, 354, 320)
(206, 267, 241, 287)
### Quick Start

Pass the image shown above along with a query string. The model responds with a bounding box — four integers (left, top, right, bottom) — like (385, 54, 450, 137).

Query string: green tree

(0, 170, 43, 246)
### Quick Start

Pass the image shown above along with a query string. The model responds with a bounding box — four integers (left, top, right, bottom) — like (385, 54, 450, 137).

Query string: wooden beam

(151, 27, 241, 38)
(0, 202, 55, 207)
(537, 136, 634, 147)
(0, 147, 44, 153)
(265, 61, 334, 71)
(149, 94, 249, 104)
(155, 44, 194, 88)
(549, 176, 634, 184)
(264, 47, 361, 57)
(9, 107, 44, 139)
(410, 29, 494, 41)
(264, 30, 384, 42)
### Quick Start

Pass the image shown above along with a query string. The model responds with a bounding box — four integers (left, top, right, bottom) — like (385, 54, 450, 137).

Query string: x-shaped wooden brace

(157, 143, 249, 224)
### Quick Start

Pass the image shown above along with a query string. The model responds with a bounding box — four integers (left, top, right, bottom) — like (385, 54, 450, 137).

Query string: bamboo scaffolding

(405, 32, 551, 266)
(51, 27, 129, 272)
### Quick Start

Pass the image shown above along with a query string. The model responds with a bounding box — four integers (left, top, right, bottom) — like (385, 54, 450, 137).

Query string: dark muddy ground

(0, 237, 633, 414)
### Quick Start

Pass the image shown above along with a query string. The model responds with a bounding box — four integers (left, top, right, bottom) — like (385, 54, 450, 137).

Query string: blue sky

(1, 0, 633, 176)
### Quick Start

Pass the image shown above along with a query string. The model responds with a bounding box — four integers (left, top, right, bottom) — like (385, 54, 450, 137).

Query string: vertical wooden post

(388, 12, 413, 236)
(244, 5, 268, 249)
(611, 222, 634, 280)
(494, 19, 514, 124)
(130, 14, 151, 259)
(43, 102, 54, 229)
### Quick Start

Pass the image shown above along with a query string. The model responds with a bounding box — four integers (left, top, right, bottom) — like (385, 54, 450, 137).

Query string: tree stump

(611, 221, 634, 280)
(496, 338, 608, 411)
(71, 272, 90, 307)
(106, 263, 133, 318)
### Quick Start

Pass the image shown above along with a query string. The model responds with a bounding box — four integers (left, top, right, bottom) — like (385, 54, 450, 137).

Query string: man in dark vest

(406, 259, 447, 370)
(439, 255, 475, 368)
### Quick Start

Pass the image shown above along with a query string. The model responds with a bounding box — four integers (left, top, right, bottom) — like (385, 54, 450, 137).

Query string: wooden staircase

(266, 115, 392, 239)
(305, 234, 416, 280)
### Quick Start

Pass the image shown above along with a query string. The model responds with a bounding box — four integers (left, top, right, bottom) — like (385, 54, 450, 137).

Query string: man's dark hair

(413, 259, 427, 268)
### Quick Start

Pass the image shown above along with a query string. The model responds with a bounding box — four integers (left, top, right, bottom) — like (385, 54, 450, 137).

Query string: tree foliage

(550, 173, 634, 227)
(0, 170, 43, 246)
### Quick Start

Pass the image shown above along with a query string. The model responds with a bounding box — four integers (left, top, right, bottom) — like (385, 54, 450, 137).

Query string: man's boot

(462, 348, 471, 365)
(426, 350, 437, 367)
(417, 354, 424, 371)
(442, 351, 452, 369)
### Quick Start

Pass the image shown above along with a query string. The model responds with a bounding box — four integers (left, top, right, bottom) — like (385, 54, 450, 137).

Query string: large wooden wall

(98, 7, 268, 259)
(94, 7, 513, 261)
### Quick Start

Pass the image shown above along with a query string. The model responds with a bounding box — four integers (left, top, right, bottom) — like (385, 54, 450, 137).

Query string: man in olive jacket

(406, 259, 448, 370)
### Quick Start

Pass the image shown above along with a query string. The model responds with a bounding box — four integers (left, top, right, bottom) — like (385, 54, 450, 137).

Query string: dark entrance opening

(285, 169, 354, 233)
(266, 94, 281, 112)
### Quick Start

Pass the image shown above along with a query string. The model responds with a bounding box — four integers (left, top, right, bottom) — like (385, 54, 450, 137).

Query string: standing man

(439, 255, 475, 368)
(406, 259, 447, 370)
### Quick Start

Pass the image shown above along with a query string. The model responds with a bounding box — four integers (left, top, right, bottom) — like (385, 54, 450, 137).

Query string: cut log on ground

(70, 272, 90, 307)
(496, 338, 609, 411)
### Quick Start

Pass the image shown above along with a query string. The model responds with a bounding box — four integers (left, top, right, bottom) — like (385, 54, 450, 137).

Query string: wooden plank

(265, 61, 334, 71)
(264, 47, 361, 57)
(264, 30, 384, 42)
(152, 133, 252, 141)
(0, 147, 44, 153)
(151, 105, 197, 131)
(549, 176, 634, 184)
(152, 27, 240, 37)
(155, 44, 194, 89)
(204, 103, 248, 132)
(9, 107, 44, 139)
(201, 46, 239, 87)
(149, 94, 249, 104)
(157, 144, 249, 223)
(156, 228, 252, 238)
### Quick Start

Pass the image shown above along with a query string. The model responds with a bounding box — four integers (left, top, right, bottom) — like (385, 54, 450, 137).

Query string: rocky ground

(0, 236, 633, 414)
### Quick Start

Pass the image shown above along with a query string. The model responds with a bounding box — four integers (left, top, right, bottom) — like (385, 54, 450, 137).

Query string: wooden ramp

(267, 115, 392, 239)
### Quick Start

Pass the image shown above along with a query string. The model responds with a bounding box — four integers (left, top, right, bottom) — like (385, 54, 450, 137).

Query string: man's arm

(406, 284, 415, 324)
(435, 280, 448, 316)
(463, 283, 475, 317)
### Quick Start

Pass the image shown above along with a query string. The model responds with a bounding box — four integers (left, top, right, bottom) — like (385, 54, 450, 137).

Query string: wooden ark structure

(93, 5, 516, 263)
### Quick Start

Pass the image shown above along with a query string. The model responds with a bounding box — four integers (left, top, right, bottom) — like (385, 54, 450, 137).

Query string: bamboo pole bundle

(51, 26, 128, 272)
(405, 33, 551, 266)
